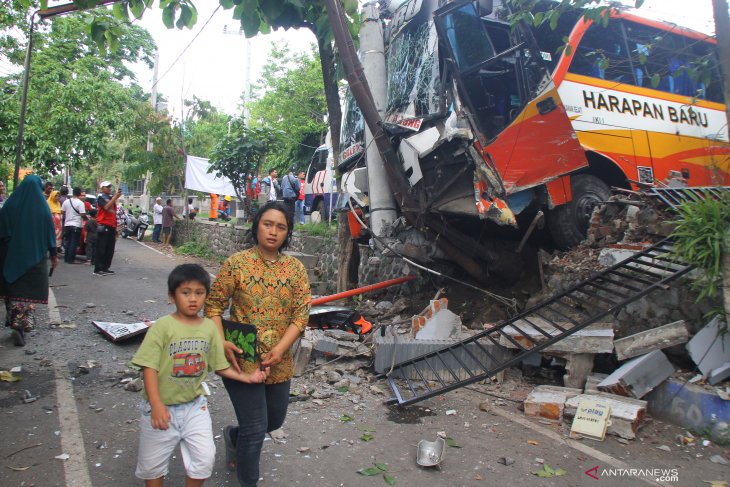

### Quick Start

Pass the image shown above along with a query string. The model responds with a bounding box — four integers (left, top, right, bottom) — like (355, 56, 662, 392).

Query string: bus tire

(547, 174, 611, 250)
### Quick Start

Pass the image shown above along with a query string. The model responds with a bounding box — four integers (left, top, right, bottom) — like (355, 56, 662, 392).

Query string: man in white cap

(94, 181, 122, 276)
(152, 197, 164, 243)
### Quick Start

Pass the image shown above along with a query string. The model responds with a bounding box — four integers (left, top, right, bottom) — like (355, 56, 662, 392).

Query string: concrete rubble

(687, 316, 730, 379)
(613, 320, 689, 360)
(597, 349, 675, 399)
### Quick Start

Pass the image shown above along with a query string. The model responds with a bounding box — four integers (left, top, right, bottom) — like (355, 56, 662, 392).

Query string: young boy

(84, 208, 98, 266)
(131, 264, 268, 487)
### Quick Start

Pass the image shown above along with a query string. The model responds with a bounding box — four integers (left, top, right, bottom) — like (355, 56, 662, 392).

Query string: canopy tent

(184, 155, 236, 196)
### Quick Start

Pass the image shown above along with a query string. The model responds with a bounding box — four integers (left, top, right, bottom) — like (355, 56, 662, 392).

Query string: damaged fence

(385, 238, 694, 406)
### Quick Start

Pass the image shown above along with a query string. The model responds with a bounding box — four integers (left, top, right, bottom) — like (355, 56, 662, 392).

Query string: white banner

(184, 155, 237, 196)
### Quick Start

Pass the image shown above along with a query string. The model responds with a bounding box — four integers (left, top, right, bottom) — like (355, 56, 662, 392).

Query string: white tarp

(184, 155, 236, 196)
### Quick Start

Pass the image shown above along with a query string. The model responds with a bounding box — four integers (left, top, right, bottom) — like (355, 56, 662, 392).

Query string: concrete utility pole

(141, 51, 159, 213)
(360, 2, 398, 237)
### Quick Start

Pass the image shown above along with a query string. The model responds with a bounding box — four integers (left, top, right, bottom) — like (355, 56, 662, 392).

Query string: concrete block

(374, 333, 507, 381)
(524, 385, 583, 421)
(498, 320, 613, 354)
(646, 378, 730, 444)
(584, 373, 609, 394)
(292, 338, 313, 377)
(597, 350, 674, 399)
(614, 320, 689, 360)
(563, 353, 595, 389)
(687, 316, 730, 375)
(565, 393, 647, 439)
(411, 298, 461, 340)
(708, 362, 730, 386)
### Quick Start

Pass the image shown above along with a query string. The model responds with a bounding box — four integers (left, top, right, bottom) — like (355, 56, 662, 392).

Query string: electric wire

(150, 5, 221, 92)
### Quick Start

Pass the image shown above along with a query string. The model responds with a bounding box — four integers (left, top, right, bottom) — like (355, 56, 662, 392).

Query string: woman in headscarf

(46, 189, 63, 254)
(0, 175, 59, 346)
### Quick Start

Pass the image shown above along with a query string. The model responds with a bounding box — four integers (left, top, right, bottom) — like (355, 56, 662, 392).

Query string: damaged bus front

(340, 0, 728, 255)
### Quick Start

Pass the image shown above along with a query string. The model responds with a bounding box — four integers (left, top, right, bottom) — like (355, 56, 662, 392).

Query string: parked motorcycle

(122, 212, 149, 241)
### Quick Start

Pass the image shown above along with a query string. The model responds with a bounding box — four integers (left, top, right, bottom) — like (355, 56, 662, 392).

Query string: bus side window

(568, 23, 632, 83)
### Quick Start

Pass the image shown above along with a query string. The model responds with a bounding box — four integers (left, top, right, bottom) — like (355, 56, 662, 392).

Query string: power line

(151, 4, 221, 92)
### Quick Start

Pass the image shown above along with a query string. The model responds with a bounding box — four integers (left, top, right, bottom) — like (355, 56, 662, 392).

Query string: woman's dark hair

(251, 201, 293, 250)
(168, 264, 211, 295)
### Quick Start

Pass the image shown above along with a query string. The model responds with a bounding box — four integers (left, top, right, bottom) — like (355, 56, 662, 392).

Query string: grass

(297, 221, 337, 237)
(175, 240, 213, 259)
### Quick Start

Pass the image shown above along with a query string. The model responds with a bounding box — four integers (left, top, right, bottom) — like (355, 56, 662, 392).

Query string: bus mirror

(478, 0, 493, 16)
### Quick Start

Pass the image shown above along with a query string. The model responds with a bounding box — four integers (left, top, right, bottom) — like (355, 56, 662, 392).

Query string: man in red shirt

(94, 181, 122, 276)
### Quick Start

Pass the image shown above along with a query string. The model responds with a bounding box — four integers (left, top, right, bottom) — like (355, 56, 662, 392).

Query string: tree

(209, 117, 281, 206)
(0, 10, 156, 178)
(248, 43, 327, 172)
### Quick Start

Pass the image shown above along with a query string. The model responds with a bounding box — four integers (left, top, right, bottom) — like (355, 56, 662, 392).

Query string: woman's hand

(261, 345, 285, 368)
(50, 255, 59, 269)
(224, 340, 242, 373)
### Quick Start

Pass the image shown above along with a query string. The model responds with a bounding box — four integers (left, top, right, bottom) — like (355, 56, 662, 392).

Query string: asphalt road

(1, 238, 728, 486)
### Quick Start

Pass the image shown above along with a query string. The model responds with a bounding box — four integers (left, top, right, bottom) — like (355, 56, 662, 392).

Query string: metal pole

(13, 14, 35, 190)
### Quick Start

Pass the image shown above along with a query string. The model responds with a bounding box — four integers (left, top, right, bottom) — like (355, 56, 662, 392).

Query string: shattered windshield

(385, 17, 444, 126)
(339, 88, 365, 166)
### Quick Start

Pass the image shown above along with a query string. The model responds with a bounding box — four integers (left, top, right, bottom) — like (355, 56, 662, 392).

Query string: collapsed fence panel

(386, 239, 694, 406)
(647, 186, 730, 211)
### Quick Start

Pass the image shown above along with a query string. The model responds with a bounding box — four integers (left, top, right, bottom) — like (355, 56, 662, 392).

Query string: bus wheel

(547, 174, 610, 250)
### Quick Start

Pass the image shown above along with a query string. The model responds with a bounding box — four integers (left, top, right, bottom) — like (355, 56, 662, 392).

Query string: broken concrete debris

(565, 393, 647, 440)
(613, 320, 689, 361)
(597, 349, 675, 399)
(411, 298, 461, 340)
(523, 385, 582, 421)
(687, 317, 730, 377)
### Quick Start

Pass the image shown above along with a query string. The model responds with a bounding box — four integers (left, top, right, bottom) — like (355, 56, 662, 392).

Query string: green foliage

(248, 43, 327, 172)
(209, 118, 281, 203)
(532, 463, 567, 478)
(0, 11, 156, 178)
(224, 328, 257, 362)
(297, 221, 336, 237)
(671, 194, 730, 303)
(357, 462, 395, 485)
(175, 240, 213, 259)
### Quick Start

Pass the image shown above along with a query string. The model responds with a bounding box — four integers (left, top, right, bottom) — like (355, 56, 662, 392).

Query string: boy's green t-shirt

(131, 314, 229, 405)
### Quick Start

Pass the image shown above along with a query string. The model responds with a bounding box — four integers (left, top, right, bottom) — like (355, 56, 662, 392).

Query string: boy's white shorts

(136, 395, 215, 480)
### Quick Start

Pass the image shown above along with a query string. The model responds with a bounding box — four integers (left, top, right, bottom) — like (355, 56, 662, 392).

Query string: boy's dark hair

(168, 264, 210, 295)
(72, 187, 82, 197)
(188, 197, 193, 204)
(88, 208, 98, 217)
(251, 201, 292, 250)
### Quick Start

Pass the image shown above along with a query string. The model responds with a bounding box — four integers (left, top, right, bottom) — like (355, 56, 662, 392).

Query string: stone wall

(172, 219, 424, 299)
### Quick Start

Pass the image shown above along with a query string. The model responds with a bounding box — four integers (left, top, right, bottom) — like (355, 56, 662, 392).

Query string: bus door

(433, 1, 587, 201)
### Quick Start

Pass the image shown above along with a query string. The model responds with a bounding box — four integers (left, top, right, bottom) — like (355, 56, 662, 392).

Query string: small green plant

(224, 329, 257, 363)
(298, 222, 337, 237)
(175, 240, 213, 259)
(671, 193, 730, 304)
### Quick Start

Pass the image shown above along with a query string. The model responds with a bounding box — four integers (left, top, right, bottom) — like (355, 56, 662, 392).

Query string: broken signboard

(92, 320, 152, 342)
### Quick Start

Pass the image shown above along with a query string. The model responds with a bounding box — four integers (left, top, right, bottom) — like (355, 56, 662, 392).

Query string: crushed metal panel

(399, 126, 443, 186)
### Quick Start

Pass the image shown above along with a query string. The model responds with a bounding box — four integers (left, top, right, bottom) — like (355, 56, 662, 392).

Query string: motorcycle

(122, 212, 149, 241)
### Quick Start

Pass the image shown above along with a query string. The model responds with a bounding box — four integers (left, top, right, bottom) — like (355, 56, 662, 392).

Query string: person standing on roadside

(43, 181, 53, 198)
(94, 181, 122, 276)
(0, 180, 5, 209)
(46, 190, 63, 254)
(161, 198, 180, 246)
(61, 187, 86, 264)
(260, 169, 279, 203)
(295, 171, 306, 225)
(0, 175, 58, 346)
(152, 197, 163, 243)
(280, 167, 300, 222)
